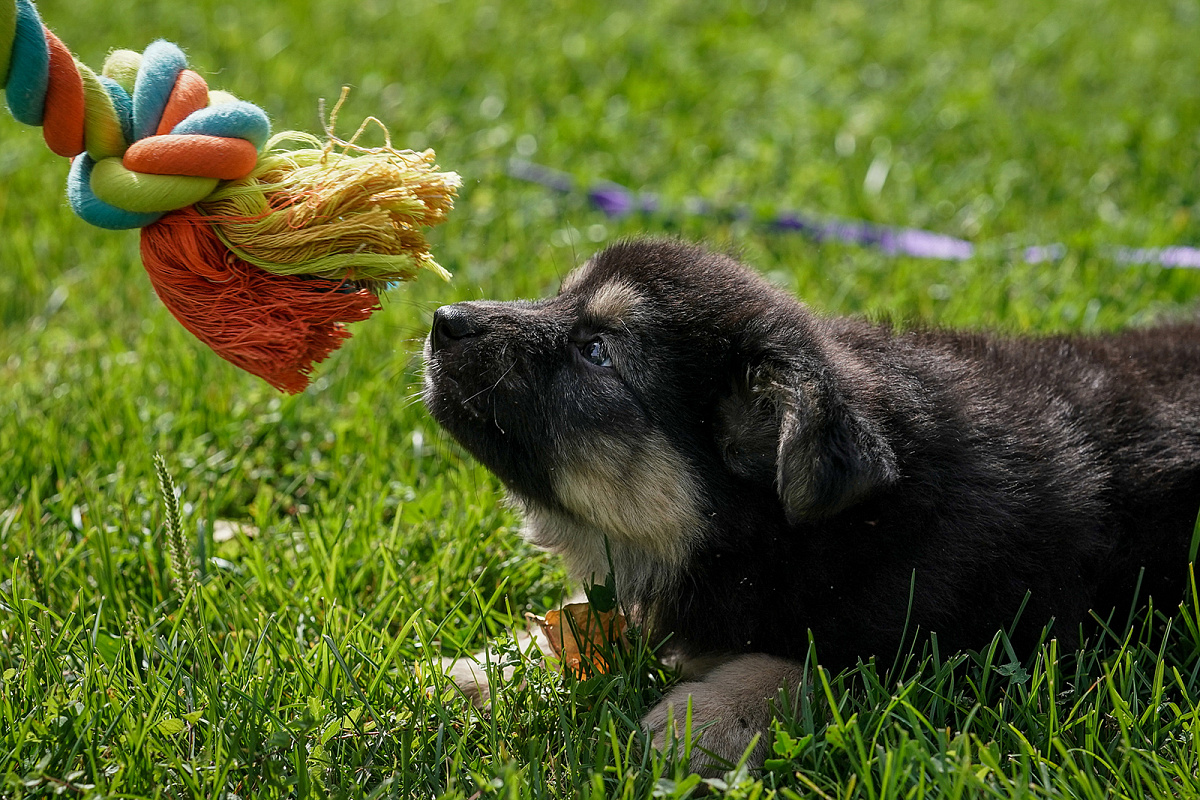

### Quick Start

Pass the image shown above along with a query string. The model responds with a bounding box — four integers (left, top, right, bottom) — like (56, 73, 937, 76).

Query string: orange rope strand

(140, 208, 382, 393)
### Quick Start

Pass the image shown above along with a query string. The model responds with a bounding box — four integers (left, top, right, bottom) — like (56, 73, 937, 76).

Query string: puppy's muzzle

(431, 303, 484, 352)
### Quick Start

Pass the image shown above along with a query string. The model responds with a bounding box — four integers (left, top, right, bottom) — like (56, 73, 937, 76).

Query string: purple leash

(509, 159, 1200, 269)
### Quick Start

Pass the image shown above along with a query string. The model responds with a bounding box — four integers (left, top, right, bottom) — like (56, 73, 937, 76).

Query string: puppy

(423, 238, 1200, 772)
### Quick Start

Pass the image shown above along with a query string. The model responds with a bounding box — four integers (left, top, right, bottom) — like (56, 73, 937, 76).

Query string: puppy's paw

(642, 654, 804, 777)
(439, 656, 494, 706)
(437, 625, 552, 706)
(643, 678, 771, 777)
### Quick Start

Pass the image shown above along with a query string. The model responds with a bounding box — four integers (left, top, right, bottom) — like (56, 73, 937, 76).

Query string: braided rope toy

(2, 0, 459, 392)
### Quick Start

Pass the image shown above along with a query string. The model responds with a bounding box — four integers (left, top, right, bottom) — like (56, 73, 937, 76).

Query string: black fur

(424, 238, 1200, 669)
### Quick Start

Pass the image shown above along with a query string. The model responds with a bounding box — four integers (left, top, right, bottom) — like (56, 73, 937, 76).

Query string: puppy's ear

(717, 355, 898, 523)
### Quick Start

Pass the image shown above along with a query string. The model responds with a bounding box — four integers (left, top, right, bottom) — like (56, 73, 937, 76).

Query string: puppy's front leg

(439, 624, 551, 705)
(439, 589, 592, 704)
(643, 653, 805, 776)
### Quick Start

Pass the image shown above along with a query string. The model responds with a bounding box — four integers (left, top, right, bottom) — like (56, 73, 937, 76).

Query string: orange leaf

(529, 603, 627, 677)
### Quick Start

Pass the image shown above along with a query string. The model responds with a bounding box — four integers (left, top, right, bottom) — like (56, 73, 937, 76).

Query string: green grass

(4, 0, 1200, 796)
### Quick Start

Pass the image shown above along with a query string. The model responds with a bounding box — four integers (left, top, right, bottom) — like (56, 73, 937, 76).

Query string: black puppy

(423, 238, 1200, 770)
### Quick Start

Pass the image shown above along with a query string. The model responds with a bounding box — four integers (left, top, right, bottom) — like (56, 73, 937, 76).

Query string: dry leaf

(527, 602, 627, 677)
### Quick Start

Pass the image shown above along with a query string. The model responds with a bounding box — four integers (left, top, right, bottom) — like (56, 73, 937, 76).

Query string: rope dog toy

(2, 0, 459, 392)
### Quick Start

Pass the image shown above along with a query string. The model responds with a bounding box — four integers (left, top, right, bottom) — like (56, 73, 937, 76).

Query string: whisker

(462, 358, 516, 407)
(398, 392, 428, 412)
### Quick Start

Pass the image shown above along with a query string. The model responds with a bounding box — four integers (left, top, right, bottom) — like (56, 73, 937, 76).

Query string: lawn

(3, 0, 1200, 796)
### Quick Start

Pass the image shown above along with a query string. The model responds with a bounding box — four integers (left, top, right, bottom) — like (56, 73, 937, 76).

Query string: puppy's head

(424, 239, 897, 581)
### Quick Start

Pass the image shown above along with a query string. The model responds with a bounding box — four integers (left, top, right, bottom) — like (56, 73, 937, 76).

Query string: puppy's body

(424, 239, 1200, 768)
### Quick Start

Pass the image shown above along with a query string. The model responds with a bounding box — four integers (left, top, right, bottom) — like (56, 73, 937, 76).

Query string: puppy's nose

(431, 304, 482, 351)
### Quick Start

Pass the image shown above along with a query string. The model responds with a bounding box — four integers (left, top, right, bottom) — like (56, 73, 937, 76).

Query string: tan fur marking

(559, 259, 595, 293)
(584, 280, 644, 325)
(525, 432, 703, 593)
(553, 432, 700, 564)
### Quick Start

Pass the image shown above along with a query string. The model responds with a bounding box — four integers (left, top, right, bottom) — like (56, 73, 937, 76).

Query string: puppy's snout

(432, 304, 483, 351)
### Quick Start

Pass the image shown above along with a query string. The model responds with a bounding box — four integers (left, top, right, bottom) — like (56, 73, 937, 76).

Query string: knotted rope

(2, 0, 459, 392)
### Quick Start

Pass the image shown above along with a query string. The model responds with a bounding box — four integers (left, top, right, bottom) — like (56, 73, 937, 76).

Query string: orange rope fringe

(140, 208, 382, 393)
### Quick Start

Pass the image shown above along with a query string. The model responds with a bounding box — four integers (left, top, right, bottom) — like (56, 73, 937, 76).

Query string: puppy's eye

(579, 339, 613, 368)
